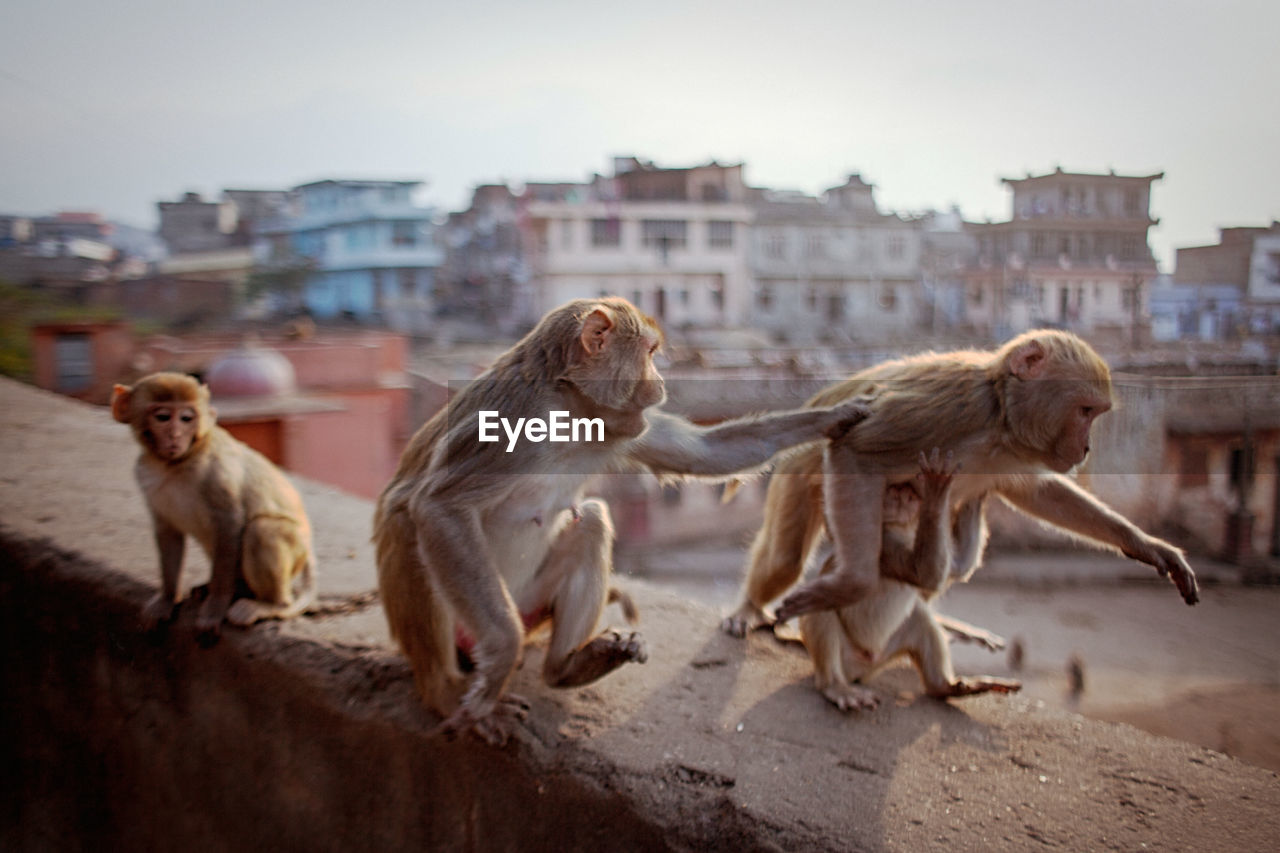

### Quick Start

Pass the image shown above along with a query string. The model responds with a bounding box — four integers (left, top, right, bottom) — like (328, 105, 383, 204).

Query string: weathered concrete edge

(0, 526, 832, 853)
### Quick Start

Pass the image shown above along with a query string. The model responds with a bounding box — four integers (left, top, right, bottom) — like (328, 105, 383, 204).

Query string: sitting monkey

(112, 372, 317, 636)
(799, 449, 1020, 710)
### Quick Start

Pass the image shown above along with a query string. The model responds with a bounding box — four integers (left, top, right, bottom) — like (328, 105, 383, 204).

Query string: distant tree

(244, 258, 315, 315)
(0, 281, 121, 380)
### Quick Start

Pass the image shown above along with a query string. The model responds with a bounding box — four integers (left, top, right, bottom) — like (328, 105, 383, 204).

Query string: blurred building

(255, 180, 442, 334)
(0, 212, 134, 305)
(519, 157, 753, 329)
(747, 174, 925, 345)
(437, 184, 531, 333)
(963, 167, 1162, 342)
(1151, 222, 1280, 340)
(153, 189, 298, 319)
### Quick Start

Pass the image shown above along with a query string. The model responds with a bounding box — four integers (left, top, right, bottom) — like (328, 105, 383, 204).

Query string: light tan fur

(799, 449, 1019, 710)
(723, 329, 1198, 645)
(111, 372, 317, 637)
(373, 297, 871, 745)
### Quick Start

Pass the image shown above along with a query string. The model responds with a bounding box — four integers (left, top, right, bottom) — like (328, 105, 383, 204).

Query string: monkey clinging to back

(112, 372, 317, 637)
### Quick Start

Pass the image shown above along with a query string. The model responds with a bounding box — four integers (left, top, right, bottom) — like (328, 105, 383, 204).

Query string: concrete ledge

(3, 377, 1278, 851)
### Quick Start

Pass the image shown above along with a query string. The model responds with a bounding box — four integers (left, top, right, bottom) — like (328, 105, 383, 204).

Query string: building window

(828, 293, 846, 320)
(757, 286, 774, 313)
(54, 333, 93, 393)
(560, 219, 574, 250)
(1178, 446, 1209, 488)
(710, 283, 725, 311)
(886, 234, 905, 260)
(392, 221, 417, 248)
(641, 219, 688, 250)
(1120, 235, 1141, 260)
(1124, 189, 1141, 216)
(708, 220, 734, 249)
(805, 233, 827, 259)
(763, 231, 787, 259)
(591, 218, 621, 248)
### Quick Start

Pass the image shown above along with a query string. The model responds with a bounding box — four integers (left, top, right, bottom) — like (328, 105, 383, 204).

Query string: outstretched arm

(630, 397, 871, 479)
(999, 474, 1198, 604)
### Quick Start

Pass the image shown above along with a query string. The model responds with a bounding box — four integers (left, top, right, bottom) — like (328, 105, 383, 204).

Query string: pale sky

(2, 0, 1276, 272)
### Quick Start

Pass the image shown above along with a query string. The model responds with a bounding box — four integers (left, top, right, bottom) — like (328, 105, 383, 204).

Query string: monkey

(111, 372, 317, 636)
(722, 328, 1198, 641)
(798, 448, 1021, 710)
(372, 297, 872, 746)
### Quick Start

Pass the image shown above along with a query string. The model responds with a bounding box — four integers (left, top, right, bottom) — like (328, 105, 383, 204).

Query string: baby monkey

(799, 448, 1020, 711)
(112, 372, 317, 636)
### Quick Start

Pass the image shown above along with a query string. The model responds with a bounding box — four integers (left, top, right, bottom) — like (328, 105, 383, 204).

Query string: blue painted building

(260, 180, 442, 333)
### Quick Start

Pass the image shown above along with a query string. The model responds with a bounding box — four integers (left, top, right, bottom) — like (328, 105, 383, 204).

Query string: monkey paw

(720, 602, 769, 638)
(932, 676, 1022, 699)
(821, 682, 880, 712)
(602, 629, 648, 665)
(140, 594, 178, 632)
(777, 581, 862, 623)
(823, 396, 874, 441)
(915, 447, 957, 496)
(435, 693, 532, 747)
(944, 625, 1006, 653)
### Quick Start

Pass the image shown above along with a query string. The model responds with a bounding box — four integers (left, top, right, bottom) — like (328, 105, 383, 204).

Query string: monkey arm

(409, 488, 525, 711)
(150, 515, 186, 603)
(999, 475, 1199, 604)
(630, 399, 871, 478)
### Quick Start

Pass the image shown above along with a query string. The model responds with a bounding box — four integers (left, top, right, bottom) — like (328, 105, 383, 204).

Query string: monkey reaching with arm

(373, 297, 871, 746)
(111, 372, 317, 637)
(723, 329, 1198, 641)
(799, 448, 1020, 711)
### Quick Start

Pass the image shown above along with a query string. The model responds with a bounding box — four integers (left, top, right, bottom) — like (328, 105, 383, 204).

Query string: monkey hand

(1136, 538, 1199, 605)
(915, 447, 957, 500)
(433, 683, 531, 747)
(822, 395, 875, 442)
(140, 593, 178, 632)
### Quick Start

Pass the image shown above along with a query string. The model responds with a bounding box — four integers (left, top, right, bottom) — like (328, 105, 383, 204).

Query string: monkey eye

(1081, 406, 1096, 418)
(180, 412, 195, 423)
(153, 411, 171, 422)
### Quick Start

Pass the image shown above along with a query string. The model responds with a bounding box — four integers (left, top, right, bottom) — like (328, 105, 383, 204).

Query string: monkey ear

(110, 384, 134, 423)
(579, 307, 615, 357)
(1008, 338, 1047, 380)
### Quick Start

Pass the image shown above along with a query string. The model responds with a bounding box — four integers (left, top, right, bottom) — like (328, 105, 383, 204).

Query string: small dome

(206, 345, 297, 398)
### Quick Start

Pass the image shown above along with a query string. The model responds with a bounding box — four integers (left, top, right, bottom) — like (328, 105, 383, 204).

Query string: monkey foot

(820, 682, 880, 712)
(720, 602, 769, 638)
(434, 693, 531, 747)
(776, 575, 876, 624)
(931, 676, 1022, 699)
(140, 594, 178, 632)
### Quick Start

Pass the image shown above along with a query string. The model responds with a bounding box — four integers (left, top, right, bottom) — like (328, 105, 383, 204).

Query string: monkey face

(1052, 394, 1112, 471)
(145, 404, 201, 462)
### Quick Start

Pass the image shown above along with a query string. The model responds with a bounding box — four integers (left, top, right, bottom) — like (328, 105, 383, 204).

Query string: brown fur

(111, 372, 317, 636)
(723, 329, 1197, 646)
(373, 297, 872, 745)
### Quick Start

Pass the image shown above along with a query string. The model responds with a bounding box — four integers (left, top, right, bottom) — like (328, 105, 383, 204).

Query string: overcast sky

(2, 0, 1276, 271)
